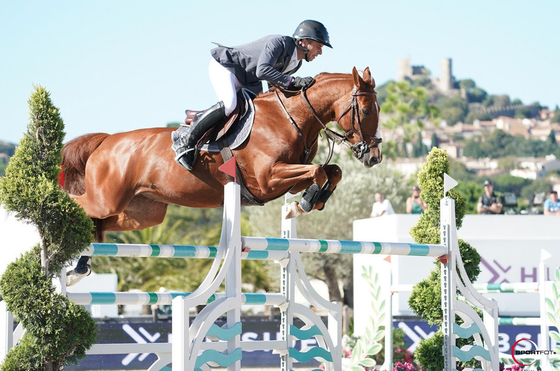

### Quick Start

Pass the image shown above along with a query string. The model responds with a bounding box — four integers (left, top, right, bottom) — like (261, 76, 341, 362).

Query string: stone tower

(397, 56, 412, 82)
(440, 58, 453, 93)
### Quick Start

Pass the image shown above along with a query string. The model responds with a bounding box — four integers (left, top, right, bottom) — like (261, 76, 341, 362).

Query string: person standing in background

(544, 190, 560, 215)
(406, 186, 428, 214)
(370, 192, 394, 218)
(476, 180, 502, 214)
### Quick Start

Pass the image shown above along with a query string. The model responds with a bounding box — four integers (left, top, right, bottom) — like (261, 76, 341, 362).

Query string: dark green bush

(0, 86, 97, 370)
(407, 148, 481, 370)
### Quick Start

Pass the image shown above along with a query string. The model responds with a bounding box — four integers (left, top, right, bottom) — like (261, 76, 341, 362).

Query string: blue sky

(1, 0, 559, 144)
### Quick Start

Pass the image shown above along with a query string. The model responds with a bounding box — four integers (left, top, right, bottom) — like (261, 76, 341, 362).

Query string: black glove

(289, 76, 315, 90)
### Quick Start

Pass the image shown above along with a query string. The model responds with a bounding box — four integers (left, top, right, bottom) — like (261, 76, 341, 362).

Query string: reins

(274, 89, 318, 164)
(274, 84, 382, 165)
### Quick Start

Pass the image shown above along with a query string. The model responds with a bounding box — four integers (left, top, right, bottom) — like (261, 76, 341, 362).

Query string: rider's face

(301, 39, 323, 61)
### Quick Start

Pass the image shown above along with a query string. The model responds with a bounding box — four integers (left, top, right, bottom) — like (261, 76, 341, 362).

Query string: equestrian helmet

(293, 20, 332, 48)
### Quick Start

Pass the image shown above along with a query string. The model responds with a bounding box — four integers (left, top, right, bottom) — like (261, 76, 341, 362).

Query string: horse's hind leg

(67, 197, 169, 286)
(101, 196, 169, 232)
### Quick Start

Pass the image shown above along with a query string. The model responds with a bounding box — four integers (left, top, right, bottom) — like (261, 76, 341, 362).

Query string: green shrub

(407, 148, 481, 370)
(0, 86, 97, 370)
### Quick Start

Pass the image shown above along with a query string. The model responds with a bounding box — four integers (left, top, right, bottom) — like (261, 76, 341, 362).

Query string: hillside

(0, 141, 16, 176)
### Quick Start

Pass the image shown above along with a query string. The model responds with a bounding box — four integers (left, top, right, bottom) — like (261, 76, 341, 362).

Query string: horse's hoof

(299, 199, 312, 213)
(66, 268, 91, 286)
(300, 183, 321, 212)
(284, 201, 304, 219)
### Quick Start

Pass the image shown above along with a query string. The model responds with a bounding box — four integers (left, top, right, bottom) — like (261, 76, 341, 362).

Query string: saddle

(172, 89, 256, 155)
(184, 90, 253, 145)
(171, 89, 262, 206)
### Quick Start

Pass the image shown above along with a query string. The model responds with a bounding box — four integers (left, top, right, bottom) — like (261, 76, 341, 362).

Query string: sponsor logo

(511, 338, 556, 367)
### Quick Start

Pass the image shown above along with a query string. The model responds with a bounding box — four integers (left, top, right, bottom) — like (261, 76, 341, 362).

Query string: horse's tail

(62, 133, 110, 242)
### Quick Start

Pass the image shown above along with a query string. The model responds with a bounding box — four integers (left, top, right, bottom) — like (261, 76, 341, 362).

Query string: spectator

(477, 180, 502, 214)
(406, 186, 428, 214)
(370, 193, 394, 218)
(544, 190, 560, 216)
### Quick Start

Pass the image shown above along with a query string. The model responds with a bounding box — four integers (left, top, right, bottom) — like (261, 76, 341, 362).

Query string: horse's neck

(301, 78, 352, 122)
(290, 75, 352, 119)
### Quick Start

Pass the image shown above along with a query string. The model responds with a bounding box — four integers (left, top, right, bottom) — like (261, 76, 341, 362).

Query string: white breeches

(208, 58, 244, 116)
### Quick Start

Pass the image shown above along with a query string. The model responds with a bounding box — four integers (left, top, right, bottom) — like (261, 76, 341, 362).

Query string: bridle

(274, 86, 382, 165)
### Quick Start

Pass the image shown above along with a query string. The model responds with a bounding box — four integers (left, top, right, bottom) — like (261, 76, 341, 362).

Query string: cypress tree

(0, 86, 97, 370)
(407, 148, 481, 370)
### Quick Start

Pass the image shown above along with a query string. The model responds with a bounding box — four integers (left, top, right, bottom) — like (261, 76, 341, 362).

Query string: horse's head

(335, 67, 382, 167)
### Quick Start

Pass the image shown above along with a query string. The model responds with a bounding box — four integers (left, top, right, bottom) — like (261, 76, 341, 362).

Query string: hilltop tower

(440, 58, 453, 93)
(397, 56, 412, 82)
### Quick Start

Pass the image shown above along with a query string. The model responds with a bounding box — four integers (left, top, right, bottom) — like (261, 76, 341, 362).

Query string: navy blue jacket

(211, 35, 302, 95)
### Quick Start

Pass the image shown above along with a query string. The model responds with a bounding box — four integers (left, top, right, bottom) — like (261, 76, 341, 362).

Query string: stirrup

(177, 148, 197, 171)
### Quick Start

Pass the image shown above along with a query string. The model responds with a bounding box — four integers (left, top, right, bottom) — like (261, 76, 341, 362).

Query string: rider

(178, 20, 332, 171)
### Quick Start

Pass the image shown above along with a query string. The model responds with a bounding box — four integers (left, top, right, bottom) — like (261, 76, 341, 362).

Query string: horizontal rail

(88, 340, 288, 355)
(68, 292, 286, 306)
(83, 243, 289, 261)
(498, 317, 542, 326)
(391, 283, 540, 295)
(84, 240, 448, 259)
(88, 342, 172, 355)
(473, 282, 540, 293)
(242, 237, 447, 257)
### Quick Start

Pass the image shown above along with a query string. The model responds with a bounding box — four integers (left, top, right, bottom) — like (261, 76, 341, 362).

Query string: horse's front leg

(263, 163, 342, 218)
(314, 164, 342, 211)
(295, 164, 342, 215)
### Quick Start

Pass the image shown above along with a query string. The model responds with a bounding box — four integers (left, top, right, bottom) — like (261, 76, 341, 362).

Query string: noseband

(333, 88, 383, 160)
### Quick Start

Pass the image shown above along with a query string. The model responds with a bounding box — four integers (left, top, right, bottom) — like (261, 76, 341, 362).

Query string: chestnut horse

(62, 67, 382, 245)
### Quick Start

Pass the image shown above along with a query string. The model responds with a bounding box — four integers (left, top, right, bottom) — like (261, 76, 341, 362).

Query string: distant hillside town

(387, 57, 560, 190)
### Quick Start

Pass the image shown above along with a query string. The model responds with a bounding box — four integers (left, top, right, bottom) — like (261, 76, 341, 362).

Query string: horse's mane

(257, 72, 353, 101)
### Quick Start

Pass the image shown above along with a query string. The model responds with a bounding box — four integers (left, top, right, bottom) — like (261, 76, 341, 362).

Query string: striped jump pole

(68, 291, 286, 307)
(498, 317, 542, 326)
(82, 242, 290, 261)
(242, 237, 448, 257)
(473, 282, 540, 293)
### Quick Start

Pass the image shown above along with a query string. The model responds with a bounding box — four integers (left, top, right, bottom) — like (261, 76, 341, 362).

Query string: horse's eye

(361, 108, 370, 115)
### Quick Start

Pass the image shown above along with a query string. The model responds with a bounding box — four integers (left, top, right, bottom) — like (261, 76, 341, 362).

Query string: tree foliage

(552, 106, 560, 124)
(407, 148, 481, 370)
(380, 81, 437, 159)
(463, 129, 560, 159)
(437, 94, 468, 126)
(0, 86, 96, 370)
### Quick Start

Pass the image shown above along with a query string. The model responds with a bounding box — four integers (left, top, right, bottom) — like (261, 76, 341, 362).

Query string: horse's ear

(363, 67, 376, 88)
(363, 67, 371, 82)
(352, 67, 362, 88)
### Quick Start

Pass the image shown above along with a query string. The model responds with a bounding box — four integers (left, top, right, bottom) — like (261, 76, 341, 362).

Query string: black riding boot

(178, 101, 226, 171)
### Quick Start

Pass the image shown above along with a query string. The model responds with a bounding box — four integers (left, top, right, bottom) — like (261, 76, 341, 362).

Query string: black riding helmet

(293, 20, 332, 51)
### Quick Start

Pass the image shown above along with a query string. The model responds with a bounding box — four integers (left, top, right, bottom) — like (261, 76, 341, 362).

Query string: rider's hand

(289, 76, 315, 90)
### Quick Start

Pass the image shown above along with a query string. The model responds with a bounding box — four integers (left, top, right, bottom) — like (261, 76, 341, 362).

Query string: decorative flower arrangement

(393, 361, 422, 371)
(499, 363, 524, 371)
(393, 348, 414, 364)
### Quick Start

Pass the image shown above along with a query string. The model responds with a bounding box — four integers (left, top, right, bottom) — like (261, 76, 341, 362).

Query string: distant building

(439, 142, 463, 159)
(510, 156, 560, 180)
(495, 116, 529, 137)
(396, 56, 457, 95)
